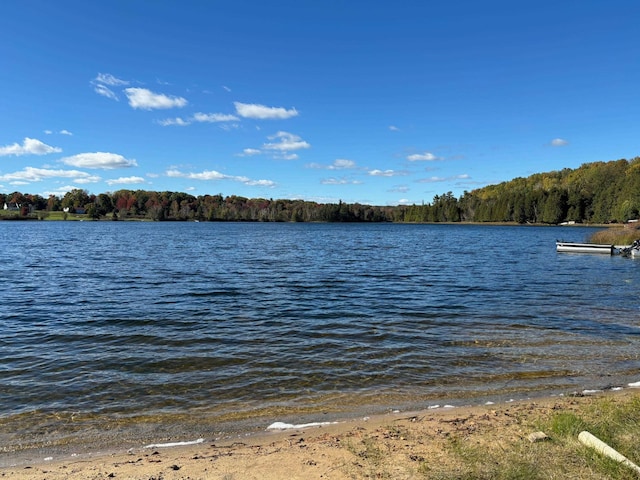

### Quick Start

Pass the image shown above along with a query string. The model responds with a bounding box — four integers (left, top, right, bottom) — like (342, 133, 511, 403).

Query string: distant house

(3, 202, 20, 211)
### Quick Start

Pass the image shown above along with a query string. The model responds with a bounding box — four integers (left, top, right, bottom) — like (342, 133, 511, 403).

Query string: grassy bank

(0, 210, 86, 221)
(3, 390, 639, 479)
(588, 224, 640, 245)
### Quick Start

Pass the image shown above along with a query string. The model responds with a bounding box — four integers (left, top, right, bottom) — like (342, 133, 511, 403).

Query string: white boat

(557, 239, 640, 256)
(556, 242, 615, 254)
(622, 240, 640, 257)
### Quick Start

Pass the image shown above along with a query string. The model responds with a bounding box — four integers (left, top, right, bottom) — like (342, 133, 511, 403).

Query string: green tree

(61, 189, 90, 212)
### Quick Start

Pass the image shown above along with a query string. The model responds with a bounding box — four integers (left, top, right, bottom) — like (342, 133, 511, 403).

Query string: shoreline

(0, 381, 630, 461)
(3, 386, 639, 479)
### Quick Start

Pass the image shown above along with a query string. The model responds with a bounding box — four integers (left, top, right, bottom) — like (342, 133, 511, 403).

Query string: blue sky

(1, 1, 639, 206)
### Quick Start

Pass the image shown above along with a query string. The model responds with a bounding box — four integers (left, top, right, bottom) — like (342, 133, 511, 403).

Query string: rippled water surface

(1, 222, 639, 455)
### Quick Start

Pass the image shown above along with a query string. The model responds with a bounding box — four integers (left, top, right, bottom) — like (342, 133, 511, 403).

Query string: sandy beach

(2, 388, 639, 480)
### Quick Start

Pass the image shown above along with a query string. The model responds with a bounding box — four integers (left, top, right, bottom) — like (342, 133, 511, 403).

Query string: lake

(1, 222, 639, 457)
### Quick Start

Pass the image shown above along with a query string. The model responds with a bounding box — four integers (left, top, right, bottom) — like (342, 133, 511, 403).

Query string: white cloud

(407, 152, 440, 161)
(74, 175, 102, 184)
(389, 125, 400, 131)
(321, 177, 362, 185)
(551, 138, 569, 147)
(369, 169, 406, 177)
(166, 168, 274, 187)
(91, 73, 128, 101)
(167, 169, 225, 180)
(329, 159, 356, 169)
(45, 185, 83, 196)
(158, 117, 190, 126)
(238, 148, 262, 156)
(219, 123, 240, 131)
(244, 179, 276, 187)
(0, 167, 100, 183)
(95, 73, 129, 86)
(417, 174, 470, 183)
(61, 152, 137, 169)
(44, 129, 73, 135)
(389, 185, 410, 193)
(0, 137, 62, 156)
(106, 176, 146, 186)
(94, 84, 119, 101)
(234, 102, 298, 119)
(263, 131, 310, 152)
(124, 87, 188, 110)
(192, 112, 239, 123)
(308, 159, 357, 170)
(418, 176, 446, 183)
(222, 85, 231, 92)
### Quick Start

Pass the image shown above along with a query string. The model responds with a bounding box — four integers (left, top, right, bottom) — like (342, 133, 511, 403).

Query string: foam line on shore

(266, 421, 339, 431)
(143, 438, 204, 449)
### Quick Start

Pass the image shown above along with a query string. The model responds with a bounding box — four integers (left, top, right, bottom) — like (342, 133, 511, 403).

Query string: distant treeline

(2, 156, 639, 223)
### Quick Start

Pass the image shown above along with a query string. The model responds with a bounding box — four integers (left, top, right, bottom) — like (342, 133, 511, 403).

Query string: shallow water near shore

(1, 222, 639, 460)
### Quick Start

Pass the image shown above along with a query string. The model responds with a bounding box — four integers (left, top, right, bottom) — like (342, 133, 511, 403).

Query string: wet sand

(2, 388, 638, 479)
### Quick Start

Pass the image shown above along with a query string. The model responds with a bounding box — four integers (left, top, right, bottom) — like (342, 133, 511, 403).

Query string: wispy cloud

(45, 129, 73, 136)
(244, 179, 276, 186)
(550, 138, 569, 147)
(106, 176, 146, 186)
(167, 169, 225, 180)
(389, 185, 410, 193)
(0, 167, 100, 184)
(158, 112, 240, 126)
(389, 125, 400, 131)
(157, 117, 190, 127)
(416, 174, 470, 183)
(94, 84, 119, 101)
(330, 159, 356, 169)
(263, 131, 310, 153)
(125, 88, 188, 110)
(321, 177, 362, 185)
(44, 185, 78, 196)
(192, 112, 239, 123)
(166, 168, 275, 187)
(237, 131, 311, 160)
(307, 159, 357, 170)
(0, 137, 61, 156)
(91, 73, 129, 101)
(237, 148, 262, 156)
(61, 152, 137, 169)
(74, 175, 103, 184)
(234, 102, 298, 120)
(95, 73, 129, 86)
(407, 151, 441, 161)
(369, 169, 408, 177)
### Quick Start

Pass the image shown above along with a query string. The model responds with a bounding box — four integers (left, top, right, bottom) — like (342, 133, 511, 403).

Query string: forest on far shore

(2, 156, 640, 224)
